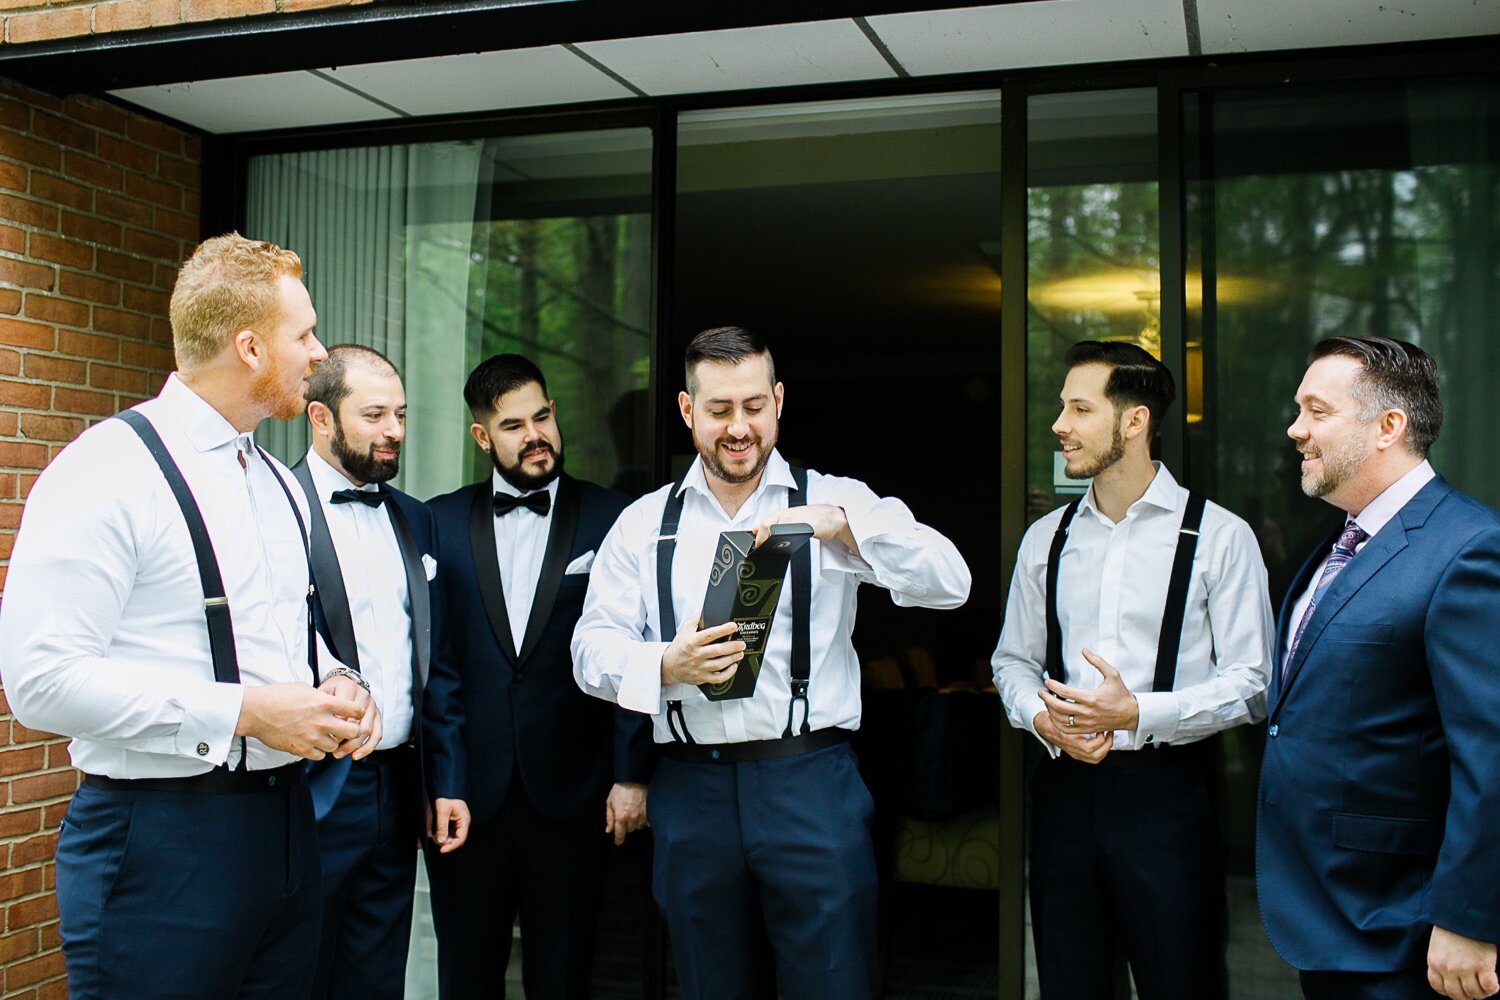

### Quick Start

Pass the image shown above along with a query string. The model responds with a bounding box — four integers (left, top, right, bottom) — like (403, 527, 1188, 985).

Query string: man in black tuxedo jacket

(424, 354, 656, 999)
(292, 345, 467, 999)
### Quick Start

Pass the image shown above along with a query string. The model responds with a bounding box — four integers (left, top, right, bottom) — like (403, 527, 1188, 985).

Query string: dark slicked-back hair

(1309, 336, 1442, 456)
(684, 326, 777, 395)
(305, 344, 399, 415)
(464, 353, 548, 419)
(1064, 340, 1176, 438)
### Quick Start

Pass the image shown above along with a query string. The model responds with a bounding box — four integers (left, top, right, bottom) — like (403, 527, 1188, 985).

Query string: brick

(24, 294, 89, 329)
(41, 802, 68, 828)
(29, 113, 96, 156)
(0, 746, 44, 775)
(38, 922, 60, 954)
(88, 363, 144, 393)
(123, 228, 176, 261)
(61, 95, 129, 136)
(59, 330, 119, 360)
(5, 6, 92, 44)
(29, 172, 93, 214)
(0, 378, 50, 409)
(0, 317, 55, 350)
(0, 160, 25, 192)
(183, 188, 201, 216)
(0, 194, 58, 232)
(0, 93, 29, 130)
(60, 211, 121, 248)
(0, 399, 16, 423)
(93, 191, 153, 228)
(21, 354, 85, 385)
(9, 770, 77, 804)
(0, 928, 38, 964)
(0, 80, 61, 112)
(9, 719, 58, 743)
(154, 263, 178, 290)
(282, 0, 356, 9)
(95, 137, 157, 181)
(0, 224, 24, 254)
(125, 114, 185, 156)
(20, 414, 83, 442)
(0, 440, 49, 467)
(91, 306, 150, 340)
(121, 340, 173, 369)
(93, 0, 182, 33)
(9, 833, 58, 868)
(0, 134, 61, 173)
(4, 932, 61, 978)
(61, 150, 124, 192)
(150, 315, 173, 344)
(154, 207, 198, 241)
(183, 134, 202, 165)
(51, 387, 114, 416)
(26, 232, 92, 270)
(157, 154, 199, 188)
(0, 287, 20, 313)
(0, 870, 42, 904)
(57, 270, 119, 306)
(184, 0, 277, 21)
(122, 285, 168, 316)
(94, 249, 155, 284)
(44, 742, 72, 769)
(18, 471, 37, 497)
(124, 171, 180, 210)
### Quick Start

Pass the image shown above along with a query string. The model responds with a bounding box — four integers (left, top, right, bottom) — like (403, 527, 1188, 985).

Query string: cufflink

(196, 742, 209, 756)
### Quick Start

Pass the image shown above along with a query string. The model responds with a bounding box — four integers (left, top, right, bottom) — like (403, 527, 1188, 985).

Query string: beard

(250, 352, 308, 422)
(494, 438, 563, 492)
(699, 425, 778, 486)
(1064, 422, 1126, 479)
(1299, 434, 1369, 499)
(332, 419, 400, 485)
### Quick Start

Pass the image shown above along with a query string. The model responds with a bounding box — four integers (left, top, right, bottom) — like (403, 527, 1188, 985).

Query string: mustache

(517, 440, 554, 460)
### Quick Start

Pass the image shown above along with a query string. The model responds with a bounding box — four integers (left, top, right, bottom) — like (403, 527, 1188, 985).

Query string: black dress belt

(83, 761, 305, 794)
(660, 727, 852, 764)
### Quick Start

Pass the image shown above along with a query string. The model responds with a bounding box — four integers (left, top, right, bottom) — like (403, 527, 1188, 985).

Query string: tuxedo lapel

(518, 476, 579, 666)
(291, 459, 360, 671)
(468, 485, 520, 664)
(385, 499, 431, 693)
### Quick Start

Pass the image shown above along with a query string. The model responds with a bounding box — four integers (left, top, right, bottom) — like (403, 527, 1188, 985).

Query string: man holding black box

(573, 326, 971, 1000)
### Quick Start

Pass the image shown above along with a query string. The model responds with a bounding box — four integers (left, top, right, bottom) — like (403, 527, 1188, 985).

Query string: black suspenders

(116, 410, 320, 769)
(1044, 491, 1208, 696)
(656, 467, 812, 743)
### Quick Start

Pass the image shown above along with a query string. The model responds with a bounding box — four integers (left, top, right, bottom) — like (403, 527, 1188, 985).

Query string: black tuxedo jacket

(290, 458, 445, 820)
(426, 474, 655, 825)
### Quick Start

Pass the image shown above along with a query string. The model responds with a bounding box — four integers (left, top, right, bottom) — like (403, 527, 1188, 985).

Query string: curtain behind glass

(245, 141, 483, 498)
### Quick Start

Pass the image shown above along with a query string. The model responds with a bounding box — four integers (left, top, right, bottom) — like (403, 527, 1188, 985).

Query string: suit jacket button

(513, 671, 525, 683)
(1268, 724, 1279, 738)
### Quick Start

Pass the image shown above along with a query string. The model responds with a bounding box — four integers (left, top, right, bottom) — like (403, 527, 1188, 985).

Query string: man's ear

(678, 390, 693, 429)
(773, 382, 785, 418)
(1121, 403, 1151, 442)
(468, 423, 491, 453)
(1373, 408, 1410, 453)
(232, 328, 261, 370)
(307, 400, 333, 437)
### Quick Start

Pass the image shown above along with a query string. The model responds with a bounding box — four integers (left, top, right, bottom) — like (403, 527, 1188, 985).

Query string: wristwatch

(323, 666, 371, 693)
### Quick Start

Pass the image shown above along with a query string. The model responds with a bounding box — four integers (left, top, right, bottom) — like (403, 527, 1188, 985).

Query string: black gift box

(697, 523, 813, 701)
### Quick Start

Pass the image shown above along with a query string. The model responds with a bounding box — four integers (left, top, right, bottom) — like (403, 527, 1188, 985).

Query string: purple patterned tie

(1284, 520, 1369, 678)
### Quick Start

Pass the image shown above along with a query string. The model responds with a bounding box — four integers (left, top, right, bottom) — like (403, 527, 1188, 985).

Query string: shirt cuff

(823, 505, 877, 574)
(1017, 693, 1061, 759)
(617, 643, 669, 715)
(173, 683, 245, 765)
(1133, 691, 1181, 746)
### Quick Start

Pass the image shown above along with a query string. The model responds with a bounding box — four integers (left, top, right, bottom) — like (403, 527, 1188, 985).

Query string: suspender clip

(204, 596, 229, 608)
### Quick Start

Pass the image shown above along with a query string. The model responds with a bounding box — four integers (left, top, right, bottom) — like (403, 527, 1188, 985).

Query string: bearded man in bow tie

(422, 354, 656, 999)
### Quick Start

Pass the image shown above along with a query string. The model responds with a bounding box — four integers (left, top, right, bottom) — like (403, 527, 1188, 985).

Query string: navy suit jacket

(1257, 475, 1500, 972)
(291, 465, 445, 822)
(425, 474, 655, 826)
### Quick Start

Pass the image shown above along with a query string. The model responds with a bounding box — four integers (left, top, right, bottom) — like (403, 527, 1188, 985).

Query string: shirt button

(267, 774, 277, 786)
(1268, 724, 1279, 738)
(196, 742, 209, 756)
(513, 672, 525, 683)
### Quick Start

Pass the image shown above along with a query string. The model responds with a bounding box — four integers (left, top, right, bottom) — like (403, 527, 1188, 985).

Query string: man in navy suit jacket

(423, 354, 655, 999)
(1259, 336, 1500, 1000)
(293, 345, 465, 999)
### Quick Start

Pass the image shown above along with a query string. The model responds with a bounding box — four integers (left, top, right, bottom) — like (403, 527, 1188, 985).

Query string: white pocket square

(565, 550, 596, 575)
(422, 553, 438, 581)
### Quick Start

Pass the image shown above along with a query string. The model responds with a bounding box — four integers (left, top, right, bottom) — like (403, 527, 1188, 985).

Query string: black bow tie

(330, 488, 389, 508)
(493, 491, 550, 517)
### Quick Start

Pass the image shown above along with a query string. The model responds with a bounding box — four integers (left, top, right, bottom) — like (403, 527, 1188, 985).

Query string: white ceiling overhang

(108, 0, 1500, 134)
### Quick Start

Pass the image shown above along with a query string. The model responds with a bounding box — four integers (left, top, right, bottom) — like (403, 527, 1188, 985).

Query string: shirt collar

(1351, 459, 1435, 539)
(1078, 461, 1180, 522)
(490, 469, 560, 502)
(306, 447, 373, 498)
(157, 373, 252, 455)
(678, 448, 795, 504)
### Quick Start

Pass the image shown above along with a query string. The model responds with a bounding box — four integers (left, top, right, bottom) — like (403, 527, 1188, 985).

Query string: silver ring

(1067, 713, 1075, 728)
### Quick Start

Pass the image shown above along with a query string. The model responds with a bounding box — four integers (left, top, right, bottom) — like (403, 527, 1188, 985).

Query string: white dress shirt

(992, 463, 1273, 755)
(572, 450, 972, 744)
(0, 374, 316, 776)
(305, 449, 413, 748)
(1283, 459, 1435, 662)
(491, 472, 561, 646)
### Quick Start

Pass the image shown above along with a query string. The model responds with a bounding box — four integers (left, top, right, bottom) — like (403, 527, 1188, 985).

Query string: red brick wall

(0, 76, 200, 999)
(1, 0, 376, 45)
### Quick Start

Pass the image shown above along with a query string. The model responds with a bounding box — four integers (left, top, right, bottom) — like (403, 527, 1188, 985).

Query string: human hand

(318, 674, 382, 760)
(1033, 710, 1114, 765)
(1428, 925, 1498, 999)
(752, 504, 856, 555)
(605, 782, 648, 846)
(236, 683, 364, 760)
(428, 798, 471, 854)
(661, 615, 744, 686)
(1040, 649, 1140, 734)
